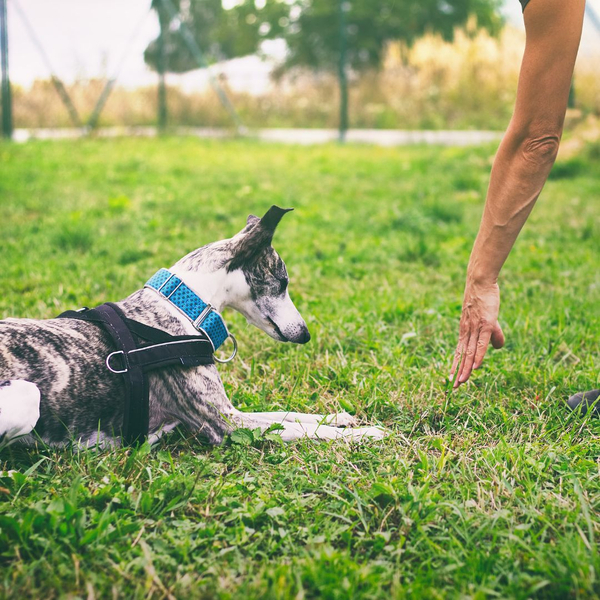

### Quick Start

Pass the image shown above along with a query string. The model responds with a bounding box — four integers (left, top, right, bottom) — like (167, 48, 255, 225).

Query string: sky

(5, 0, 600, 92)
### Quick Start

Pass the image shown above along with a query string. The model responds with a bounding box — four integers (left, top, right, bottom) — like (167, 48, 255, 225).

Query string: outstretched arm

(450, 0, 586, 387)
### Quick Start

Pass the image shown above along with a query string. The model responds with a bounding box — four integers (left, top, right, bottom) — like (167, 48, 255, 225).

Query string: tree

(264, 0, 504, 72)
(145, 0, 502, 74)
(253, 0, 503, 139)
(144, 0, 503, 135)
(144, 0, 288, 73)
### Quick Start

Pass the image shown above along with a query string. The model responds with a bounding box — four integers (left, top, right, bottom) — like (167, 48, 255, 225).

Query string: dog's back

(0, 317, 125, 443)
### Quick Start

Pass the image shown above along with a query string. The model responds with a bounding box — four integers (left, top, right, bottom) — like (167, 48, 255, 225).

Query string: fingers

(449, 317, 470, 381)
(450, 329, 472, 389)
(450, 321, 504, 388)
(456, 329, 479, 385)
(450, 346, 465, 388)
(473, 327, 493, 370)
(491, 322, 505, 349)
(450, 281, 503, 388)
(450, 337, 464, 378)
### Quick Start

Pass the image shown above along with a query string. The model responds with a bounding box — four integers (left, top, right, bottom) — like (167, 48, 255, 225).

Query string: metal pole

(87, 6, 150, 131)
(157, 8, 167, 132)
(11, 0, 82, 128)
(157, 0, 243, 132)
(338, 0, 348, 143)
(0, 0, 12, 139)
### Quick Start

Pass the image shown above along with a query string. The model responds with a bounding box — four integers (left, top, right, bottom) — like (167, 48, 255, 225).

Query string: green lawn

(0, 138, 599, 599)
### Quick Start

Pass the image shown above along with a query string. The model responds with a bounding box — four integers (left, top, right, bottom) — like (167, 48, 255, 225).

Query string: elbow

(520, 132, 561, 166)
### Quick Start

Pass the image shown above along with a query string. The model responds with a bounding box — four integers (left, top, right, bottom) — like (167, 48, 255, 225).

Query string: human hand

(450, 280, 505, 388)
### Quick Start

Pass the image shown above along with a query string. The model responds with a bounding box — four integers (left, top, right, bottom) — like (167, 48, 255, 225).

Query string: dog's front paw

(342, 426, 388, 442)
(324, 411, 358, 428)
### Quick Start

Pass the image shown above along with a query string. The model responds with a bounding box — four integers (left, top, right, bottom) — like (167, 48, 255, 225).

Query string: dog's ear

(259, 206, 293, 235)
(228, 206, 293, 270)
(241, 214, 260, 234)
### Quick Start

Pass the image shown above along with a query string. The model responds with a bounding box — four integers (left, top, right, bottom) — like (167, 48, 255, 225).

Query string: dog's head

(175, 206, 310, 344)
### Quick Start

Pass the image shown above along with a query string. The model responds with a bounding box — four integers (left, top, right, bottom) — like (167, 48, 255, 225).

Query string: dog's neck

(116, 265, 246, 338)
(169, 265, 235, 314)
(167, 238, 251, 314)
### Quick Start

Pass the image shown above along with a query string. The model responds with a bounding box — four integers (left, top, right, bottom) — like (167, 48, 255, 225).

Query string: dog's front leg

(229, 410, 386, 442)
(156, 367, 386, 445)
(152, 366, 235, 445)
(234, 410, 359, 427)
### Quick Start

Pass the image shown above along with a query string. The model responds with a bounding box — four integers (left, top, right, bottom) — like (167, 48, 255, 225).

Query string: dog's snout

(281, 322, 311, 344)
(296, 326, 311, 345)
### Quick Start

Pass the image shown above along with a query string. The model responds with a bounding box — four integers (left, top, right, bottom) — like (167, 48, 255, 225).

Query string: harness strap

(98, 303, 147, 445)
(58, 309, 214, 348)
(109, 339, 216, 371)
(57, 302, 214, 446)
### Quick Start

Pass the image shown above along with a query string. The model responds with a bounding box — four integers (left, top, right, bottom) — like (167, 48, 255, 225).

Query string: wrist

(466, 265, 499, 288)
(467, 272, 498, 287)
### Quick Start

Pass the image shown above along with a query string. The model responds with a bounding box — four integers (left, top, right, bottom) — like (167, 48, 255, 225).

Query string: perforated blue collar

(145, 268, 230, 351)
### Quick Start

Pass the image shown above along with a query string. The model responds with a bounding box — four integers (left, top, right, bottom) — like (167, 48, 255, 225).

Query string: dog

(0, 206, 385, 448)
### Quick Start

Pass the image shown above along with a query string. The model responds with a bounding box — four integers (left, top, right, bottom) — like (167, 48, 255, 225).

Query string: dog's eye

(279, 278, 288, 294)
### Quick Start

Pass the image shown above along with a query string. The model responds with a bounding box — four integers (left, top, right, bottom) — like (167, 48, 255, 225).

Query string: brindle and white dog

(0, 206, 385, 448)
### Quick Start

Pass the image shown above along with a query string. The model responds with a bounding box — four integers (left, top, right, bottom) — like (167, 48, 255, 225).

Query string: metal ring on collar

(213, 334, 238, 364)
(106, 350, 128, 374)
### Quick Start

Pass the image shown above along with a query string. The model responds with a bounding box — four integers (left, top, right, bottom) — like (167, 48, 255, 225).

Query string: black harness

(58, 302, 215, 445)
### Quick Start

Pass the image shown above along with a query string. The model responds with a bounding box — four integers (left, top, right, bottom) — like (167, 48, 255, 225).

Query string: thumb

(491, 322, 505, 349)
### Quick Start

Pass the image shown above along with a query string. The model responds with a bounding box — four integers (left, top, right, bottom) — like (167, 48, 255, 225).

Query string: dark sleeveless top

(520, 0, 530, 11)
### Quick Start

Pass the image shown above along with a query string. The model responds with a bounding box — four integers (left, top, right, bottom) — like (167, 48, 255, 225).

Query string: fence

(2, 0, 600, 141)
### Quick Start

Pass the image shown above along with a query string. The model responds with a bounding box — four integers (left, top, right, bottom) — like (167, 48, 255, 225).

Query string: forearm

(450, 0, 586, 386)
(467, 0, 585, 287)
(467, 124, 559, 284)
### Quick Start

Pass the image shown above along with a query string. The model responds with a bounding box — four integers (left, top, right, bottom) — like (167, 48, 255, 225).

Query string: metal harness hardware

(58, 302, 215, 446)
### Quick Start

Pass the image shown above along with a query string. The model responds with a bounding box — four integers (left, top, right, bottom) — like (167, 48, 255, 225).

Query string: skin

(450, 0, 586, 387)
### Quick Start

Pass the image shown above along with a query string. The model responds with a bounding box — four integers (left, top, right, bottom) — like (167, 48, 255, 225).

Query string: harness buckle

(106, 350, 128, 374)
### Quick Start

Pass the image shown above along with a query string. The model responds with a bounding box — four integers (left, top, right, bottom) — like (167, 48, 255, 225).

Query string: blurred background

(1, 0, 599, 140)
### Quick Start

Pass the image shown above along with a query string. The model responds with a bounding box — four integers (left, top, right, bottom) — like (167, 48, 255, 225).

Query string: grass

(0, 137, 599, 599)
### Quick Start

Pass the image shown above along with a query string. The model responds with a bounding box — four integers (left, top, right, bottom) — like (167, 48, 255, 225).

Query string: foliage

(250, 0, 504, 72)
(0, 138, 599, 598)
(144, 0, 288, 73)
(144, 0, 504, 74)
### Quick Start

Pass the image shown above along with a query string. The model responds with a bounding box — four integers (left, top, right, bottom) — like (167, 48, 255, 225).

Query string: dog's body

(0, 207, 384, 448)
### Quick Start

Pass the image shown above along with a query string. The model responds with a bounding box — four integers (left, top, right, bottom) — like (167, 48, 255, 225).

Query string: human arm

(450, 0, 586, 387)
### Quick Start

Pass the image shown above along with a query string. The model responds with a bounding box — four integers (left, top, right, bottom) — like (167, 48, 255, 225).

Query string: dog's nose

(297, 326, 311, 344)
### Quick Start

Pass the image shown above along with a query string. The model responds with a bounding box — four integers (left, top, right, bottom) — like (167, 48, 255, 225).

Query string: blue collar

(145, 268, 229, 351)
